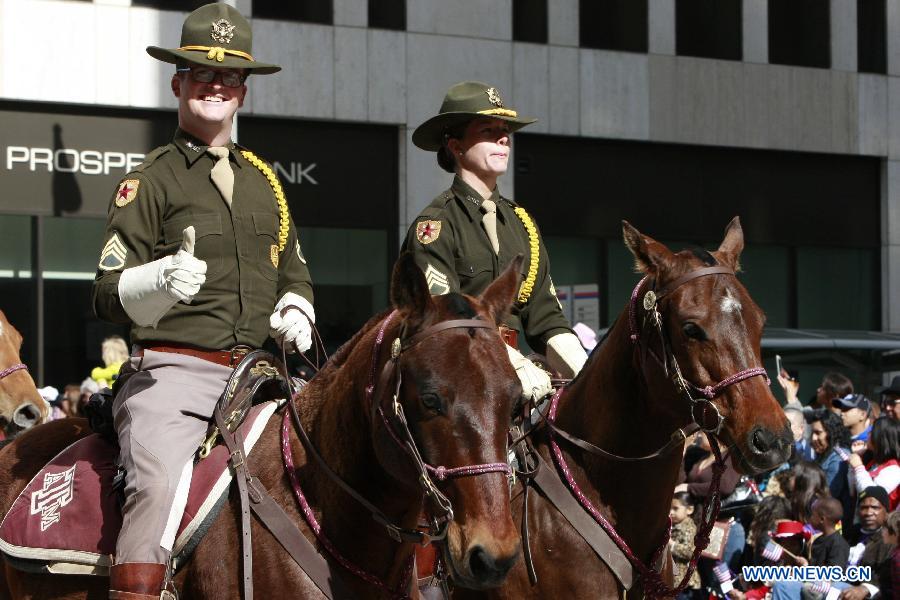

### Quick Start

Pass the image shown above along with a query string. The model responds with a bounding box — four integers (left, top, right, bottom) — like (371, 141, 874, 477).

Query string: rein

(541, 264, 768, 597)
(281, 310, 511, 597)
(0, 364, 27, 380)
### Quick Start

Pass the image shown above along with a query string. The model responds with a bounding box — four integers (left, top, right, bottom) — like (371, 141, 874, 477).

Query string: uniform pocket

(252, 212, 279, 281)
(162, 213, 223, 278)
(454, 255, 493, 294)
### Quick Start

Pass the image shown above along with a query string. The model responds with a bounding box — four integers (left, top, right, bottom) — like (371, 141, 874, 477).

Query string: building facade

(1, 0, 897, 397)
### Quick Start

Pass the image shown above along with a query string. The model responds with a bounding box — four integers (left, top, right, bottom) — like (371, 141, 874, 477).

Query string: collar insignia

(486, 87, 503, 107)
(210, 19, 236, 44)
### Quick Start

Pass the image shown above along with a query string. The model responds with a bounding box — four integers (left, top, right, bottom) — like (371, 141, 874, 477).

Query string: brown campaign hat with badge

(412, 81, 537, 151)
(147, 3, 280, 74)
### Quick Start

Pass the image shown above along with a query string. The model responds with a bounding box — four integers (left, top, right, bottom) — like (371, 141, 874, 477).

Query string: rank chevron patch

(98, 233, 127, 271)
(424, 264, 450, 295)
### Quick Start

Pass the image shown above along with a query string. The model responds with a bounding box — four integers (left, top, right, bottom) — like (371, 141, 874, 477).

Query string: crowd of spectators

(673, 372, 900, 600)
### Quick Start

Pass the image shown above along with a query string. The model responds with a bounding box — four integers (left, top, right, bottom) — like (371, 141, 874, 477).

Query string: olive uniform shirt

(92, 128, 313, 350)
(402, 175, 571, 353)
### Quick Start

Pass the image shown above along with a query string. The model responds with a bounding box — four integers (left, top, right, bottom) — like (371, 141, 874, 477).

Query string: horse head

(623, 217, 791, 473)
(372, 253, 523, 589)
(0, 310, 47, 437)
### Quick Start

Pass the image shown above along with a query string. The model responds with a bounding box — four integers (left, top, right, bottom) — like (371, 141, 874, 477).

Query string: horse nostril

(467, 545, 516, 583)
(749, 427, 774, 455)
(12, 403, 41, 428)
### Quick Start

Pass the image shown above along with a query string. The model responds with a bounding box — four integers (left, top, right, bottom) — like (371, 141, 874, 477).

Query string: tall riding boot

(109, 562, 166, 600)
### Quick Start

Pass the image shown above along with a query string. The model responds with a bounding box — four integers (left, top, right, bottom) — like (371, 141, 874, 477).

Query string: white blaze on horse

(0, 310, 47, 439)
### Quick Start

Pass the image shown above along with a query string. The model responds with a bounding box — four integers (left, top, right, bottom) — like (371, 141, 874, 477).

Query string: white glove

(269, 292, 315, 353)
(117, 227, 207, 328)
(546, 332, 589, 378)
(506, 344, 553, 403)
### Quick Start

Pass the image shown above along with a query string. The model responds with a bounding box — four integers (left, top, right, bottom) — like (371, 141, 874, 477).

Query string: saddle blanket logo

(29, 465, 76, 531)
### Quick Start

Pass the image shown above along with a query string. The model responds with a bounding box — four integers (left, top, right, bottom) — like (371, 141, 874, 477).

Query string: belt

(138, 344, 251, 367)
(498, 325, 518, 348)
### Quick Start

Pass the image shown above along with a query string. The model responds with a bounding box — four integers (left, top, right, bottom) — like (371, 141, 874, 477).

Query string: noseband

(0, 364, 27, 380)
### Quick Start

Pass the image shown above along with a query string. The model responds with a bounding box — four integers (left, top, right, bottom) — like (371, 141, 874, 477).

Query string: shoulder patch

(131, 146, 170, 173)
(424, 264, 450, 295)
(98, 233, 127, 271)
(416, 220, 442, 245)
(114, 179, 140, 208)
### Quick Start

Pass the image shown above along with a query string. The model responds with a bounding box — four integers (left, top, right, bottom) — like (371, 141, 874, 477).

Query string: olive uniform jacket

(92, 129, 313, 350)
(402, 176, 571, 353)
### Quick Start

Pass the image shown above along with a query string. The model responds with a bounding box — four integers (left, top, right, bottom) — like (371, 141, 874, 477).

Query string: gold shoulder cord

(240, 150, 289, 253)
(513, 206, 539, 304)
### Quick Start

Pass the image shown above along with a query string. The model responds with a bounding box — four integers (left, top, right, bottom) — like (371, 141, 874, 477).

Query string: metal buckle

(230, 448, 245, 469)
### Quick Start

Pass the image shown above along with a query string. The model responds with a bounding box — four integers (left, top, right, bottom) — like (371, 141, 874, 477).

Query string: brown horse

(460, 218, 792, 599)
(0, 254, 522, 599)
(0, 310, 47, 440)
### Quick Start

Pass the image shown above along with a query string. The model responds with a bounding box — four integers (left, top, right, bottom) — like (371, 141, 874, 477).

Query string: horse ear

(716, 216, 744, 272)
(479, 255, 523, 325)
(390, 253, 434, 321)
(622, 220, 675, 275)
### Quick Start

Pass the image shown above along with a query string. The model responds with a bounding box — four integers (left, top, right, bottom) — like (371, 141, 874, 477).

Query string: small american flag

(835, 447, 850, 461)
(761, 539, 784, 561)
(809, 581, 831, 594)
(713, 561, 732, 583)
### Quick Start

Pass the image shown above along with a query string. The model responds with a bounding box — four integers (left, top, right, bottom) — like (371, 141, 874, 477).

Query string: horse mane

(688, 247, 718, 266)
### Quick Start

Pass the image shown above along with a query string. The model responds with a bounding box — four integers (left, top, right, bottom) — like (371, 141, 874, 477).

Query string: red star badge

(416, 220, 442, 245)
(114, 179, 140, 207)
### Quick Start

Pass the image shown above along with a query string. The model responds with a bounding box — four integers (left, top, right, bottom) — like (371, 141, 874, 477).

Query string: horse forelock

(437, 292, 477, 319)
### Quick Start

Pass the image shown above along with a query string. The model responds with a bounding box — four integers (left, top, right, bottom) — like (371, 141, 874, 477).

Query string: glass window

(738, 245, 791, 328)
(580, 0, 648, 52)
(676, 0, 742, 61)
(797, 247, 879, 330)
(514, 0, 548, 44)
(0, 215, 31, 278)
(768, 0, 831, 68)
(858, 0, 887, 74)
(369, 0, 406, 30)
(0, 215, 36, 371)
(298, 227, 389, 350)
(253, 0, 332, 24)
(131, 0, 209, 10)
(43, 217, 106, 280)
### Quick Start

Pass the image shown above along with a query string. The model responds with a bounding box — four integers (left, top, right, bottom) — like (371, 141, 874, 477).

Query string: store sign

(0, 104, 397, 226)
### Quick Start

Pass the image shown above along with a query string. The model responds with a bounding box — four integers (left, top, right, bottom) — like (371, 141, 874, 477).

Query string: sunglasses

(177, 67, 246, 88)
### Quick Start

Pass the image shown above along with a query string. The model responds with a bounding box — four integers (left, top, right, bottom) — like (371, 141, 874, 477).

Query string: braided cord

(513, 206, 540, 304)
(240, 150, 290, 253)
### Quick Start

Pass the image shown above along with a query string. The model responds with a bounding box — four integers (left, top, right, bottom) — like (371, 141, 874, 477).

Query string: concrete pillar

(830, 0, 857, 71)
(743, 0, 768, 63)
(648, 0, 675, 55)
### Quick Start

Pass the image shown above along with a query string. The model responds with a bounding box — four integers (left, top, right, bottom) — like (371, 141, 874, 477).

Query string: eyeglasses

(177, 67, 246, 88)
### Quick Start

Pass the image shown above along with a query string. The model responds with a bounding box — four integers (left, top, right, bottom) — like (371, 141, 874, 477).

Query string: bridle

(282, 309, 512, 597)
(537, 264, 770, 597)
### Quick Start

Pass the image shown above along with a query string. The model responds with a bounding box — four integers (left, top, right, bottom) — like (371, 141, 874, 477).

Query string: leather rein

(280, 310, 511, 598)
(530, 265, 770, 597)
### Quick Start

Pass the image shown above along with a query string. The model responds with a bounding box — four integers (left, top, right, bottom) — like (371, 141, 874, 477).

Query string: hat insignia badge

(485, 87, 503, 107)
(210, 19, 236, 44)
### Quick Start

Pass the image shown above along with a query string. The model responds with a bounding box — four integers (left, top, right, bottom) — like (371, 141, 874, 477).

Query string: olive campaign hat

(412, 81, 537, 151)
(147, 3, 280, 75)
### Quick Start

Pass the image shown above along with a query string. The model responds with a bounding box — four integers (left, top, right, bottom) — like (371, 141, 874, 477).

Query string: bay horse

(0, 254, 523, 599)
(460, 217, 792, 599)
(0, 310, 46, 440)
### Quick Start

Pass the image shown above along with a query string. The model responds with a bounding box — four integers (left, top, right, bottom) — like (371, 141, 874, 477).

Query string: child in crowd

(806, 497, 850, 568)
(670, 492, 702, 600)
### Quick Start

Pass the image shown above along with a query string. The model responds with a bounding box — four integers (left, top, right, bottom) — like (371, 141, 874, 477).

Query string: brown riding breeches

(112, 350, 232, 564)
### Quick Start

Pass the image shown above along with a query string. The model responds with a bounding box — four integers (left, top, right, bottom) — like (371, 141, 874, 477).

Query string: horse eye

(420, 394, 443, 415)
(682, 322, 707, 341)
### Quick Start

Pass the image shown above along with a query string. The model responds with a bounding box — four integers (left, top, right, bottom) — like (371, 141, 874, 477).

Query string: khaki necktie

(207, 146, 234, 206)
(480, 198, 500, 255)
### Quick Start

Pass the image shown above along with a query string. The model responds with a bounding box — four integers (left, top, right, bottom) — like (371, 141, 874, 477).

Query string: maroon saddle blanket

(0, 402, 279, 574)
